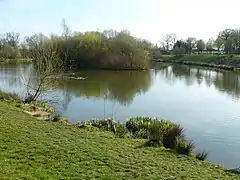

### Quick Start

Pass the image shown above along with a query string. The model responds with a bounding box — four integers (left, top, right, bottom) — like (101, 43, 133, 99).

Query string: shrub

(196, 150, 208, 161)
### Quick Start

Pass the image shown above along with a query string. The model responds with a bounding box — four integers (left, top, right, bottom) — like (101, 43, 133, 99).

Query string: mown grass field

(156, 54, 240, 62)
(0, 101, 239, 179)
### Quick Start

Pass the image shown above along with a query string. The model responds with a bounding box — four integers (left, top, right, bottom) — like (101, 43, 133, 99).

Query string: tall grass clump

(126, 117, 153, 138)
(115, 123, 128, 138)
(146, 120, 176, 146)
(148, 122, 196, 156)
(162, 124, 185, 149)
(176, 140, 195, 156)
(196, 150, 208, 161)
(126, 117, 198, 157)
(77, 118, 128, 137)
(146, 120, 164, 146)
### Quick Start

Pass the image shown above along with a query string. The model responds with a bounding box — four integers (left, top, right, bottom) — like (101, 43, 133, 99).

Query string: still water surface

(1, 63, 240, 168)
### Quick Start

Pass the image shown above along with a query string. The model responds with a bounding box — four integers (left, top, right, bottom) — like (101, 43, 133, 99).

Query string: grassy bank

(0, 101, 239, 179)
(154, 54, 240, 70)
(0, 58, 32, 64)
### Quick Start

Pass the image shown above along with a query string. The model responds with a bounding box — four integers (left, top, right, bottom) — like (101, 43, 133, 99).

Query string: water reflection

(2, 63, 240, 104)
(0, 63, 31, 95)
(156, 64, 240, 100)
(57, 70, 153, 105)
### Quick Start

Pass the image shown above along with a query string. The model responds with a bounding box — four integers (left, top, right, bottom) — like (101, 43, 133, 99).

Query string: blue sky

(1, 0, 240, 43)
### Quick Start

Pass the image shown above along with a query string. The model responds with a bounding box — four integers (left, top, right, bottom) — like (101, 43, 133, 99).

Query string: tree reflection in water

(156, 64, 240, 100)
(57, 70, 153, 106)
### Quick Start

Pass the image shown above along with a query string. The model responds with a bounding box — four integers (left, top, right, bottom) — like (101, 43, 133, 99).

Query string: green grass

(156, 54, 240, 63)
(173, 54, 222, 62)
(0, 58, 32, 63)
(153, 54, 240, 70)
(0, 101, 239, 179)
(0, 90, 22, 103)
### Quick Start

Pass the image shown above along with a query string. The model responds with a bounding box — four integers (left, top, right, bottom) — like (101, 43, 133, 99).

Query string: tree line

(159, 29, 240, 55)
(1, 22, 240, 69)
(0, 20, 153, 70)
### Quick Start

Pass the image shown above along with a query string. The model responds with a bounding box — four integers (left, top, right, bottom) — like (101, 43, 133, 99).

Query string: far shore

(0, 58, 33, 64)
(153, 54, 240, 71)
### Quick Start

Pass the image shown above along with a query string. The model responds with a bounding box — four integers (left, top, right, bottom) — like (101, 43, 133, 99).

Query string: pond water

(1, 63, 240, 168)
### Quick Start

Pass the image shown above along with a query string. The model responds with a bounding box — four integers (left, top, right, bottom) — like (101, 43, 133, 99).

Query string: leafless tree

(23, 35, 64, 103)
(61, 19, 71, 40)
(5, 32, 20, 47)
(161, 33, 177, 51)
(103, 29, 118, 38)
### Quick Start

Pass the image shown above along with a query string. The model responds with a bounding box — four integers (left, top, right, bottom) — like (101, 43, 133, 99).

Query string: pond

(1, 62, 240, 168)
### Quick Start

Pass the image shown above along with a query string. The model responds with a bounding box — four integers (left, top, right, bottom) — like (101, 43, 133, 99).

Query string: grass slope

(0, 101, 238, 179)
(157, 54, 240, 63)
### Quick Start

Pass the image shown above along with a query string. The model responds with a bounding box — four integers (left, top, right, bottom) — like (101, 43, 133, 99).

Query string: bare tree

(103, 29, 118, 38)
(5, 32, 20, 47)
(162, 34, 172, 51)
(171, 33, 177, 46)
(61, 19, 71, 40)
(161, 33, 176, 51)
(23, 36, 64, 103)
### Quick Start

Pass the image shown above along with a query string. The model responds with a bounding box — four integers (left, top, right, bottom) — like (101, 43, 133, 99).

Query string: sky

(0, 0, 240, 44)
